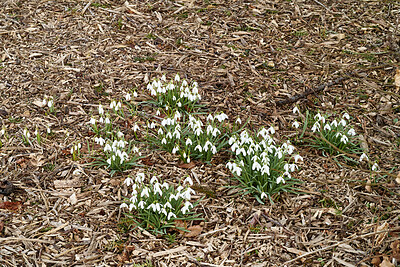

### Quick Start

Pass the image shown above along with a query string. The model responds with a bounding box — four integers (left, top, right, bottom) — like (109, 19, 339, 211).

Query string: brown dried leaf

(375, 222, 389, 247)
(0, 201, 22, 211)
(365, 179, 372, 193)
(371, 256, 381, 266)
(178, 161, 196, 169)
(184, 225, 203, 238)
(394, 68, 400, 91)
(379, 257, 394, 267)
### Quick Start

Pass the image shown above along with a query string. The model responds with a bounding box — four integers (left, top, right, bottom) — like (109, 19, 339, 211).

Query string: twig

(283, 226, 400, 265)
(276, 75, 351, 106)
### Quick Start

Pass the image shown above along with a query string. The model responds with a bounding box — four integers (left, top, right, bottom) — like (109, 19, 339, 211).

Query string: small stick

(276, 75, 350, 106)
(283, 226, 400, 265)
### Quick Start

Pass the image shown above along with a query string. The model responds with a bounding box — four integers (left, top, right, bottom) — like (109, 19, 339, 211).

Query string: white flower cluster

(311, 112, 356, 145)
(227, 128, 302, 188)
(154, 111, 228, 163)
(42, 96, 54, 111)
(121, 173, 196, 220)
(146, 74, 201, 110)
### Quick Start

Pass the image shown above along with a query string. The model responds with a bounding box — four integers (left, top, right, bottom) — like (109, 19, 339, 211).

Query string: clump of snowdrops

(147, 110, 233, 163)
(90, 102, 141, 175)
(146, 74, 202, 114)
(292, 107, 375, 167)
(120, 172, 202, 235)
(226, 127, 303, 204)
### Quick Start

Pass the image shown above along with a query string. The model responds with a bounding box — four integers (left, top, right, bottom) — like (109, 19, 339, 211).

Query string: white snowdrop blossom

(293, 154, 303, 163)
(372, 163, 379, 171)
(323, 124, 331, 131)
(343, 113, 350, 120)
(89, 117, 96, 125)
(98, 104, 104, 115)
(183, 177, 193, 186)
(292, 120, 300, 128)
(181, 201, 193, 214)
(125, 93, 131, 101)
(133, 124, 140, 132)
(236, 117, 242, 124)
(347, 128, 356, 136)
(133, 91, 138, 97)
(340, 135, 348, 144)
(359, 153, 368, 162)
(293, 106, 300, 114)
(311, 122, 320, 132)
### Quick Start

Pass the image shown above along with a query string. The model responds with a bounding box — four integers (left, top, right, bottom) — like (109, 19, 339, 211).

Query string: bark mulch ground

(1, 0, 400, 266)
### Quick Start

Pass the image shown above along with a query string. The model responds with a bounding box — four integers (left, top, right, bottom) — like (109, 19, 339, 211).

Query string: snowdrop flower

(141, 187, 150, 198)
(324, 124, 331, 131)
(181, 201, 193, 214)
(186, 138, 192, 146)
(167, 212, 177, 220)
(175, 74, 180, 82)
(120, 203, 128, 209)
(268, 126, 275, 135)
(252, 161, 262, 171)
(42, 98, 47, 106)
(95, 137, 105, 146)
(215, 113, 228, 122)
(340, 135, 348, 144)
(105, 117, 111, 124)
(161, 138, 167, 145)
(106, 158, 112, 165)
(212, 128, 221, 137)
(124, 177, 134, 186)
(359, 153, 368, 162)
(293, 154, 303, 163)
(117, 131, 124, 139)
(98, 104, 104, 115)
(260, 192, 267, 200)
(343, 113, 350, 120)
(347, 128, 356, 136)
(153, 183, 163, 196)
(156, 109, 161, 116)
(135, 173, 145, 183)
(110, 100, 116, 110)
(99, 117, 104, 124)
(23, 129, 30, 138)
(169, 193, 179, 202)
(276, 176, 285, 184)
(181, 188, 195, 200)
(47, 99, 53, 108)
(182, 80, 188, 87)
(89, 117, 96, 125)
(207, 114, 214, 121)
(229, 137, 236, 145)
(311, 122, 320, 132)
(132, 123, 140, 132)
(261, 165, 270, 175)
(372, 163, 379, 171)
(172, 146, 179, 154)
(293, 106, 300, 114)
(137, 201, 145, 209)
(183, 177, 193, 186)
(211, 145, 217, 154)
(314, 113, 325, 123)
(125, 93, 131, 101)
(133, 91, 138, 97)
(339, 119, 347, 127)
(236, 117, 242, 124)
(104, 143, 112, 152)
(46, 127, 51, 134)
(195, 145, 202, 152)
(292, 120, 300, 128)
(331, 120, 338, 127)
(150, 176, 158, 184)
(157, 128, 163, 135)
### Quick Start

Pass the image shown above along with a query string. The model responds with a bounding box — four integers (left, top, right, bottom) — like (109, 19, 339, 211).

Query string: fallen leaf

(248, 210, 261, 227)
(69, 192, 78, 205)
(141, 156, 154, 166)
(371, 256, 381, 266)
(33, 100, 46, 108)
(185, 225, 203, 238)
(54, 179, 83, 189)
(396, 172, 400, 184)
(178, 161, 196, 169)
(394, 68, 400, 92)
(0, 201, 22, 211)
(380, 257, 394, 267)
(365, 179, 372, 193)
(375, 222, 389, 247)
